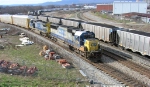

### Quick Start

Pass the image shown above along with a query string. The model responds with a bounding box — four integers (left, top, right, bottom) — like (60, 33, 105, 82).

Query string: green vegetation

(117, 20, 131, 23)
(0, 36, 87, 87)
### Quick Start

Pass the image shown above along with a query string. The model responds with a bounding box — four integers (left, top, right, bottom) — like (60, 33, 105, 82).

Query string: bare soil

(44, 11, 76, 18)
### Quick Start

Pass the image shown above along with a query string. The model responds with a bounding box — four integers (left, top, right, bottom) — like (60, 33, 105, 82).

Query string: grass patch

(0, 35, 87, 86)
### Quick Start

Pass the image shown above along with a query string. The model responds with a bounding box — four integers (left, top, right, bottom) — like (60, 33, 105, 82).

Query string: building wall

(143, 0, 150, 6)
(113, 1, 147, 14)
(96, 4, 113, 12)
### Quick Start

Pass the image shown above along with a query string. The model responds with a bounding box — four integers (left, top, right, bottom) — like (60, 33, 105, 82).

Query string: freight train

(0, 15, 101, 61)
(0, 14, 150, 57)
(36, 15, 150, 57)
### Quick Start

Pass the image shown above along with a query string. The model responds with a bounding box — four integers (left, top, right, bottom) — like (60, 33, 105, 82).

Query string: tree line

(0, 6, 44, 14)
(0, 5, 81, 15)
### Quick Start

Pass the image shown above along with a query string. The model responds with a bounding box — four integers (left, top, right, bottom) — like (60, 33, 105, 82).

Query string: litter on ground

(19, 37, 29, 41)
(19, 33, 26, 37)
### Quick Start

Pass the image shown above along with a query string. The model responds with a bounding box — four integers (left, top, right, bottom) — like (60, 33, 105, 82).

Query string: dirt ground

(43, 11, 76, 18)
(123, 24, 150, 32)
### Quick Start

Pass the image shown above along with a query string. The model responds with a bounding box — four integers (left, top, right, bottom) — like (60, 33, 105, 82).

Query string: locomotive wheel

(122, 47, 125, 50)
(49, 36, 52, 39)
(40, 32, 42, 35)
(69, 45, 74, 51)
(54, 38, 57, 42)
(111, 43, 114, 46)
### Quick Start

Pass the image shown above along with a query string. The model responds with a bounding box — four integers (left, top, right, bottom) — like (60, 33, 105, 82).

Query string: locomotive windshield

(83, 32, 95, 39)
(91, 43, 97, 46)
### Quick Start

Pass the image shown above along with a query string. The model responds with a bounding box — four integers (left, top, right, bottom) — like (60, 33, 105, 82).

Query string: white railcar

(0, 15, 12, 24)
(12, 15, 32, 29)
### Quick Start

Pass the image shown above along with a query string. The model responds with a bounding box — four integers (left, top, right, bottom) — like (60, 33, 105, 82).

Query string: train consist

(0, 14, 150, 57)
(32, 15, 150, 57)
(0, 15, 101, 61)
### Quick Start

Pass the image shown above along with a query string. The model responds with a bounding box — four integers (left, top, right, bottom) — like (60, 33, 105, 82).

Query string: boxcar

(0, 15, 12, 24)
(12, 15, 32, 29)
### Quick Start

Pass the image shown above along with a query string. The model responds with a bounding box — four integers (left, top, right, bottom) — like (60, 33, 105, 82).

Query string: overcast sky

(0, 0, 62, 5)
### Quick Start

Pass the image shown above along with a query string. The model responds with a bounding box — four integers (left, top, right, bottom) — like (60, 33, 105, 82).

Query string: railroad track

(93, 63, 146, 87)
(103, 49, 150, 79)
(76, 11, 96, 22)
(1, 23, 149, 86)
(75, 52, 148, 87)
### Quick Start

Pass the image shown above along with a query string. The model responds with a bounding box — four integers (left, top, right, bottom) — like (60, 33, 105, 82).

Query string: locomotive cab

(83, 38, 101, 61)
(75, 30, 102, 60)
(84, 39, 99, 52)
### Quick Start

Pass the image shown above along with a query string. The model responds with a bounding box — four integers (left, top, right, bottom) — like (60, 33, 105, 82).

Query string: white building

(143, 0, 150, 6)
(113, 1, 147, 14)
(84, 6, 96, 9)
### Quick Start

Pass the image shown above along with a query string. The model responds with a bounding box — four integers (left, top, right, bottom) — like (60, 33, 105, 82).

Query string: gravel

(83, 11, 123, 27)
(101, 55, 150, 86)
(101, 43, 150, 70)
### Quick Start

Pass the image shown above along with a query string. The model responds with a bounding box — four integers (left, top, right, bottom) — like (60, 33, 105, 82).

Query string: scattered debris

(39, 51, 45, 56)
(19, 33, 26, 37)
(53, 54, 61, 60)
(0, 45, 4, 49)
(0, 28, 10, 35)
(0, 28, 10, 31)
(48, 52, 55, 60)
(79, 70, 87, 77)
(18, 34, 34, 46)
(62, 63, 71, 68)
(0, 60, 37, 76)
(21, 40, 34, 45)
(15, 44, 24, 47)
(57, 59, 67, 64)
(39, 45, 72, 69)
(19, 37, 29, 41)
(43, 45, 48, 52)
